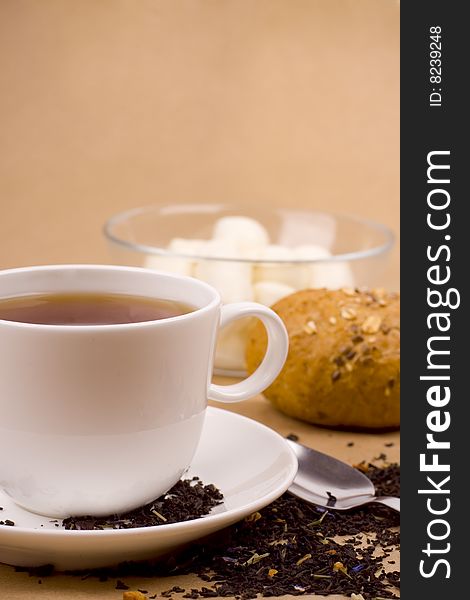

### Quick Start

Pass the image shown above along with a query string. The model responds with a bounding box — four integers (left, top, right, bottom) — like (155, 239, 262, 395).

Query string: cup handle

(208, 302, 288, 403)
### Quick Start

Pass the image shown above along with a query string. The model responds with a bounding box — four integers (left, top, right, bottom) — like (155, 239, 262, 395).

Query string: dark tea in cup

(0, 292, 194, 325)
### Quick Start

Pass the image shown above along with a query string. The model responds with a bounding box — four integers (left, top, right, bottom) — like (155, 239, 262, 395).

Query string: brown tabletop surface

(0, 1, 399, 597)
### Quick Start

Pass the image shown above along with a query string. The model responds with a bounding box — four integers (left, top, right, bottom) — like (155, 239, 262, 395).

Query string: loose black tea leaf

(374, 452, 388, 461)
(63, 478, 223, 530)
(12, 464, 400, 599)
(81, 464, 400, 598)
(14, 564, 54, 578)
(326, 492, 337, 507)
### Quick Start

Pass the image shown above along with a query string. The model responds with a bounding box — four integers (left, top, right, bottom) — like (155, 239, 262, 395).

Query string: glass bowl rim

(103, 203, 395, 265)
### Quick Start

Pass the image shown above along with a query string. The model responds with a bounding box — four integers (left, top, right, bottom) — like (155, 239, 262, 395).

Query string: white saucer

(0, 407, 297, 570)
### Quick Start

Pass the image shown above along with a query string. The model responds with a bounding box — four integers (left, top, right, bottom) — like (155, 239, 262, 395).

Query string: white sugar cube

(253, 281, 295, 306)
(196, 238, 239, 259)
(254, 245, 311, 289)
(214, 318, 256, 372)
(295, 244, 355, 289)
(311, 262, 355, 289)
(194, 249, 253, 303)
(212, 216, 269, 254)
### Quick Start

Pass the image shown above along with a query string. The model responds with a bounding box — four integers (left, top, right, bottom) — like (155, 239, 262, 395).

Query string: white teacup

(0, 265, 288, 517)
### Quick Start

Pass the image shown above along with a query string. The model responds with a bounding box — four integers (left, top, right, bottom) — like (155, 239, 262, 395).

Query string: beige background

(0, 0, 399, 285)
(0, 1, 399, 597)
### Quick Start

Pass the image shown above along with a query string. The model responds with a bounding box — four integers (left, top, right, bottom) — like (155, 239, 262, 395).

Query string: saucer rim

(0, 407, 298, 538)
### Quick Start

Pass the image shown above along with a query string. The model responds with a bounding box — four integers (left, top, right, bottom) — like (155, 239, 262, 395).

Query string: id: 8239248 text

(429, 26, 442, 108)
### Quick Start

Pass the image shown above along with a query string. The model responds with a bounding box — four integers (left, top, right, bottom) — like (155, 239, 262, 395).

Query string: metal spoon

(287, 440, 400, 512)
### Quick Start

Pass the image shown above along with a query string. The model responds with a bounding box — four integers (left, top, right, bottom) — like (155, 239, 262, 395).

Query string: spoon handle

(373, 496, 400, 512)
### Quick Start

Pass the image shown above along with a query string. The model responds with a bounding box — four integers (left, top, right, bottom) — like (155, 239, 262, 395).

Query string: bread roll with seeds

(245, 288, 400, 429)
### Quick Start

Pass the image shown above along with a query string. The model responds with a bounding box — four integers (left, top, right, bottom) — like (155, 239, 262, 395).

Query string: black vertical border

(401, 2, 466, 597)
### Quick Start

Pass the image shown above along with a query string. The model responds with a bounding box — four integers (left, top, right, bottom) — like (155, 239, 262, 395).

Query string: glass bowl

(104, 204, 394, 375)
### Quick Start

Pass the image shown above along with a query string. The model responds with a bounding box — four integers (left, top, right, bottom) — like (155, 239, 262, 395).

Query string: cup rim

(0, 264, 221, 330)
(103, 203, 395, 264)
